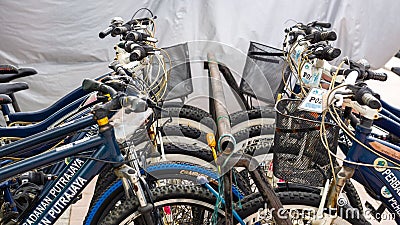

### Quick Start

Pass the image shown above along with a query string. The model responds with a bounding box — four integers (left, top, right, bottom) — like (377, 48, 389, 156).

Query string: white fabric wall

(0, 0, 399, 111)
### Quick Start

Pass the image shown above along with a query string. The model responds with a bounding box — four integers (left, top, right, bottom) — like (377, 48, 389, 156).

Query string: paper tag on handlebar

(298, 88, 327, 113)
(301, 62, 322, 88)
(291, 45, 305, 63)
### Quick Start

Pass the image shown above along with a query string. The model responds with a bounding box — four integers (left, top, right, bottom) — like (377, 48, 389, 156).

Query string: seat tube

(1, 104, 11, 125)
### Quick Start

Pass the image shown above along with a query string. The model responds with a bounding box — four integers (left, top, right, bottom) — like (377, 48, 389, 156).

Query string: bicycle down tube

(0, 116, 125, 224)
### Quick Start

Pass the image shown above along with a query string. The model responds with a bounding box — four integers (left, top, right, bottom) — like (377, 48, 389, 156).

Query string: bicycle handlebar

(340, 71, 382, 109)
(82, 79, 118, 97)
(306, 30, 337, 43)
(359, 92, 381, 109)
(332, 68, 388, 82)
(365, 70, 387, 81)
(127, 44, 156, 61)
(309, 44, 341, 61)
(126, 31, 157, 43)
(99, 26, 114, 39)
(308, 21, 331, 28)
(99, 16, 157, 39)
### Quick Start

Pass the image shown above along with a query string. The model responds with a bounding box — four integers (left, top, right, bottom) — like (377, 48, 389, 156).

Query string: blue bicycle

(0, 77, 298, 225)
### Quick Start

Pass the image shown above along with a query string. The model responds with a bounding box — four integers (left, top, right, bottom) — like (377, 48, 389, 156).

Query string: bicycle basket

(148, 42, 193, 101)
(273, 99, 339, 186)
(240, 42, 290, 102)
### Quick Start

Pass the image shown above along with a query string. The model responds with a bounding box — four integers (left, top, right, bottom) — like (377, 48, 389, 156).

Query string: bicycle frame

(340, 117, 400, 223)
(0, 114, 125, 224)
(375, 99, 400, 138)
(0, 73, 109, 125)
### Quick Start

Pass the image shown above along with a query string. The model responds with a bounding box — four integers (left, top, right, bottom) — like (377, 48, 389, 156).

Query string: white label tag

(301, 62, 322, 88)
(299, 88, 327, 113)
(291, 45, 305, 63)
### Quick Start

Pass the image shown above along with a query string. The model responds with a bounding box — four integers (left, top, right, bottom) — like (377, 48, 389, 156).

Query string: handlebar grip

(129, 46, 147, 61)
(113, 25, 130, 36)
(126, 31, 158, 43)
(99, 27, 113, 39)
(325, 47, 341, 61)
(126, 31, 144, 42)
(366, 71, 387, 81)
(361, 93, 381, 109)
(314, 45, 341, 61)
(320, 31, 337, 41)
(124, 41, 139, 53)
(82, 79, 118, 97)
(109, 61, 128, 76)
(309, 31, 337, 43)
(313, 22, 331, 28)
(104, 80, 127, 92)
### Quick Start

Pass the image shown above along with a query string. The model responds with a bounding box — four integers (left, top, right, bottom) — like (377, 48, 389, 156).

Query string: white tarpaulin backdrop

(0, 0, 399, 111)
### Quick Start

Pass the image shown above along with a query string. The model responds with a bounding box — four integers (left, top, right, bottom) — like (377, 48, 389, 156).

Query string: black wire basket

(273, 99, 340, 186)
(240, 42, 290, 102)
(148, 42, 193, 101)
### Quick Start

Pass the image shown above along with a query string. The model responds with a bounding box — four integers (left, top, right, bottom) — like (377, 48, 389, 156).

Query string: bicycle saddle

(0, 82, 29, 95)
(0, 65, 37, 83)
(0, 94, 12, 104)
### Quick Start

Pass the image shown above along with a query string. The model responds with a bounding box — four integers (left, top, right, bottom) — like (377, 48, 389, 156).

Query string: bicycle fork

(326, 166, 355, 209)
(115, 144, 156, 224)
(314, 166, 355, 225)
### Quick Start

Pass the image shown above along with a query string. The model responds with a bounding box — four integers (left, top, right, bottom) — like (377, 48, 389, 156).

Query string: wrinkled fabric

(0, 0, 399, 110)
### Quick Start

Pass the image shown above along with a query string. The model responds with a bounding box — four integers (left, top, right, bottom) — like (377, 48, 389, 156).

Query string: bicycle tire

(97, 185, 221, 225)
(161, 122, 274, 147)
(90, 142, 215, 207)
(230, 107, 275, 127)
(89, 184, 293, 225)
(160, 105, 215, 129)
(238, 191, 370, 225)
(344, 179, 363, 214)
(85, 162, 251, 225)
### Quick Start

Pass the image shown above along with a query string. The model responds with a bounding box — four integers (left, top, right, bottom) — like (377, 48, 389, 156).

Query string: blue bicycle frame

(0, 114, 125, 224)
(343, 116, 400, 223)
(374, 99, 400, 138)
(0, 73, 110, 137)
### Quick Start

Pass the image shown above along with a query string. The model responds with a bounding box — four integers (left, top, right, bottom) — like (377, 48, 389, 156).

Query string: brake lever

(145, 99, 173, 126)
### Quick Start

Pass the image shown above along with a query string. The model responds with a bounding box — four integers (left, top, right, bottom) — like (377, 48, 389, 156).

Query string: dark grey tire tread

(238, 191, 371, 225)
(230, 107, 275, 127)
(99, 185, 216, 225)
(161, 106, 214, 129)
(344, 179, 364, 213)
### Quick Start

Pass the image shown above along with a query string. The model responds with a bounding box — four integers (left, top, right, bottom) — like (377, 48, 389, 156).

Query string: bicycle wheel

(230, 107, 275, 131)
(238, 191, 370, 225)
(85, 162, 251, 225)
(160, 105, 215, 131)
(97, 185, 224, 225)
(90, 184, 298, 225)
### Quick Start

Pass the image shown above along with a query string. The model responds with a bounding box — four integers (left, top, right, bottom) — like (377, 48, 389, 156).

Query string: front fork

(326, 166, 355, 209)
(314, 166, 355, 225)
(114, 141, 156, 224)
(114, 164, 155, 224)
